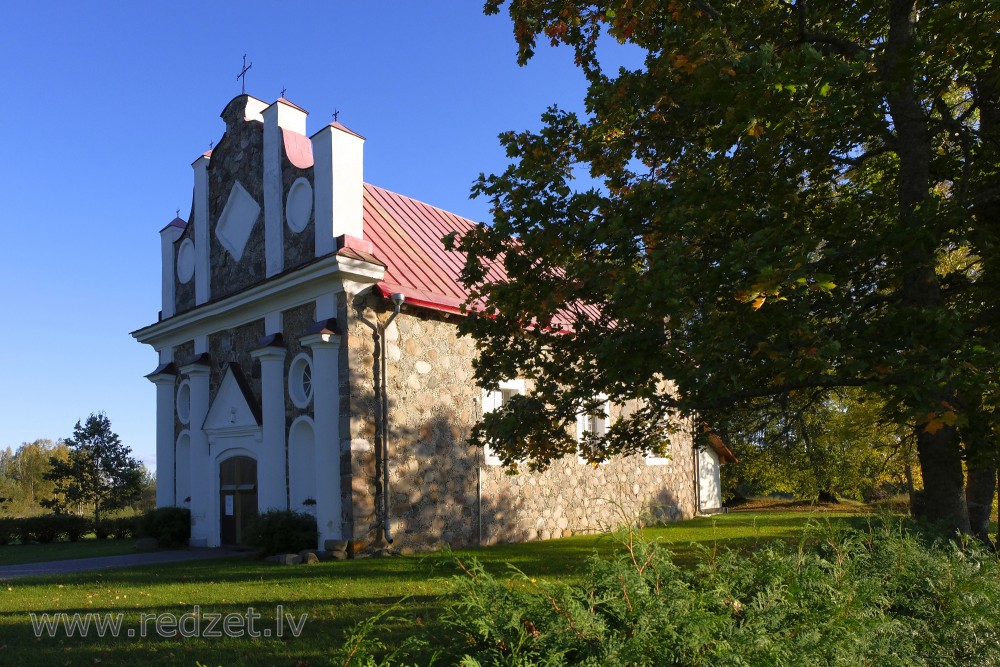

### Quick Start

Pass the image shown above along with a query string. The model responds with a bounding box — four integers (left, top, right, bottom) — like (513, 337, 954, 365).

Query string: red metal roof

(362, 183, 596, 326)
(363, 183, 488, 314)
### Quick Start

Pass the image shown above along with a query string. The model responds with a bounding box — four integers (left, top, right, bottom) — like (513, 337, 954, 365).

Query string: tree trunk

(914, 424, 971, 534)
(883, 1, 970, 535)
(965, 466, 997, 545)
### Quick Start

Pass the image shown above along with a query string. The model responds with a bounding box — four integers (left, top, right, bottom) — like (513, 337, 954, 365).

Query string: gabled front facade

(133, 94, 728, 553)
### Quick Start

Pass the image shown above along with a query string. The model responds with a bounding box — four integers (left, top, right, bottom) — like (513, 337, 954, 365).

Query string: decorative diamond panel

(215, 181, 260, 261)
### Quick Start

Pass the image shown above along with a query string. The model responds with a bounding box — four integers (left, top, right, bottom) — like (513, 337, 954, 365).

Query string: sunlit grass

(0, 508, 885, 667)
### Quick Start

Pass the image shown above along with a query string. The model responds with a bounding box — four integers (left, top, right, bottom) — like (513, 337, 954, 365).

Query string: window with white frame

(577, 396, 611, 464)
(645, 434, 673, 466)
(481, 379, 525, 466)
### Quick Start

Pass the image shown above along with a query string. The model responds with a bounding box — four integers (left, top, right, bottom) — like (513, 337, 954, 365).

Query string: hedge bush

(245, 510, 317, 556)
(1, 515, 93, 544)
(94, 516, 140, 541)
(139, 507, 190, 548)
(334, 516, 1000, 666)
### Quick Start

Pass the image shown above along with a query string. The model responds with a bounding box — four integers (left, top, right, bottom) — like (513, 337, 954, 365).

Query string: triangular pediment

(204, 363, 262, 436)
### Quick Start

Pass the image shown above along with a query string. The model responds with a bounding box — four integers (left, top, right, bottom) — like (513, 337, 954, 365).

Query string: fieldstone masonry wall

(345, 289, 697, 553)
(208, 101, 266, 299)
(208, 319, 264, 406)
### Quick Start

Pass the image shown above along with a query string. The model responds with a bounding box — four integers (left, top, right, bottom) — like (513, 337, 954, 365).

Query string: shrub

(0, 518, 16, 545)
(245, 510, 317, 557)
(56, 515, 92, 542)
(337, 517, 1000, 666)
(109, 515, 140, 539)
(140, 507, 190, 548)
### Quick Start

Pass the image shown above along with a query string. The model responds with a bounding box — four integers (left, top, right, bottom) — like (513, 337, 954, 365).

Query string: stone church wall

(207, 319, 264, 407)
(344, 289, 697, 553)
(281, 154, 314, 272)
(208, 107, 266, 300)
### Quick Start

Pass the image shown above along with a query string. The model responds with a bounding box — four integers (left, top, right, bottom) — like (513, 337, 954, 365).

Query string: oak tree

(451, 1, 1000, 535)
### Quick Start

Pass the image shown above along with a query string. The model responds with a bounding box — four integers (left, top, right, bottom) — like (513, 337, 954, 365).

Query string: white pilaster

(265, 311, 282, 335)
(315, 292, 337, 320)
(301, 329, 342, 547)
(147, 363, 177, 507)
(192, 155, 211, 305)
(311, 123, 365, 256)
(181, 360, 212, 547)
(250, 344, 288, 511)
(159, 222, 184, 319)
(262, 100, 308, 278)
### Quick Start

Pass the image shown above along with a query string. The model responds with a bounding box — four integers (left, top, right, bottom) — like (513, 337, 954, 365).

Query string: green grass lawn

(0, 539, 140, 567)
(0, 510, 874, 667)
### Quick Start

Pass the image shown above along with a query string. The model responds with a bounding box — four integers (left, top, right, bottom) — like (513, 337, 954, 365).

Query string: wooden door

(219, 456, 258, 546)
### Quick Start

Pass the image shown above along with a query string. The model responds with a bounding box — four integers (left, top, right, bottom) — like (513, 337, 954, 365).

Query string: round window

(176, 380, 191, 424)
(288, 354, 313, 408)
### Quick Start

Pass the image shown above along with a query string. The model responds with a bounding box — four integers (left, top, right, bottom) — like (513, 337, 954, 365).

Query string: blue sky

(0, 2, 640, 466)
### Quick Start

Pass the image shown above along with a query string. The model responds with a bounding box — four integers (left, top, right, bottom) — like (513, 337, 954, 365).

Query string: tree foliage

(451, 1, 1000, 534)
(0, 440, 70, 516)
(42, 413, 144, 523)
(720, 389, 918, 502)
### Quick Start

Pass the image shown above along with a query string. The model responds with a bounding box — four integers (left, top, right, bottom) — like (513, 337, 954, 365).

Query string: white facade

(135, 94, 382, 549)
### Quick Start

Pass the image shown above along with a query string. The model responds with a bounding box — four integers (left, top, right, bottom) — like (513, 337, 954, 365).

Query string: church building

(132, 94, 733, 553)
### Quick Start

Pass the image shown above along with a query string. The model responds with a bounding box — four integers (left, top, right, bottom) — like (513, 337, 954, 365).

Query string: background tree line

(0, 414, 154, 520)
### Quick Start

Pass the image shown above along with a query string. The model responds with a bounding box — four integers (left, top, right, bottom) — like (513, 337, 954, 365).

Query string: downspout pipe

(381, 293, 405, 545)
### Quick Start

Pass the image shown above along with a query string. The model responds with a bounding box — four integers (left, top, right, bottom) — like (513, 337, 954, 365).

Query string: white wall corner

(311, 123, 365, 257)
(192, 155, 211, 305)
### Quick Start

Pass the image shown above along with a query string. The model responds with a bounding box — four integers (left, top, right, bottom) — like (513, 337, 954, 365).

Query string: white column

(302, 328, 342, 547)
(146, 363, 177, 507)
(192, 154, 211, 305)
(250, 344, 287, 511)
(181, 360, 212, 547)
(311, 122, 365, 256)
(159, 222, 183, 319)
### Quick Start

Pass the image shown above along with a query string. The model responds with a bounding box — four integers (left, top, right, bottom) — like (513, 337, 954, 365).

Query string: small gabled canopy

(203, 363, 262, 433)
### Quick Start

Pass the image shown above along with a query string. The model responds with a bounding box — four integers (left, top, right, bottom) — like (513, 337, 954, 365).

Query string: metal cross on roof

(176, 209, 180, 218)
(209, 140, 214, 150)
(332, 109, 340, 122)
(237, 54, 253, 94)
(281, 87, 286, 99)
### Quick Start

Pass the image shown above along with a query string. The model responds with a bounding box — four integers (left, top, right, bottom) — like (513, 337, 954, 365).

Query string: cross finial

(237, 54, 253, 94)
(332, 109, 340, 122)
(280, 86, 286, 99)
(209, 140, 214, 150)
(176, 209, 180, 218)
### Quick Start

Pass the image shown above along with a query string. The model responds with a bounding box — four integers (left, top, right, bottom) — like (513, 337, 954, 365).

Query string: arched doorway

(219, 456, 257, 546)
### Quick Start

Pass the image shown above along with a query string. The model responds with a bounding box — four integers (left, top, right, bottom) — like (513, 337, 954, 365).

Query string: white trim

(644, 437, 673, 466)
(288, 352, 314, 409)
(482, 379, 525, 466)
(132, 254, 384, 350)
